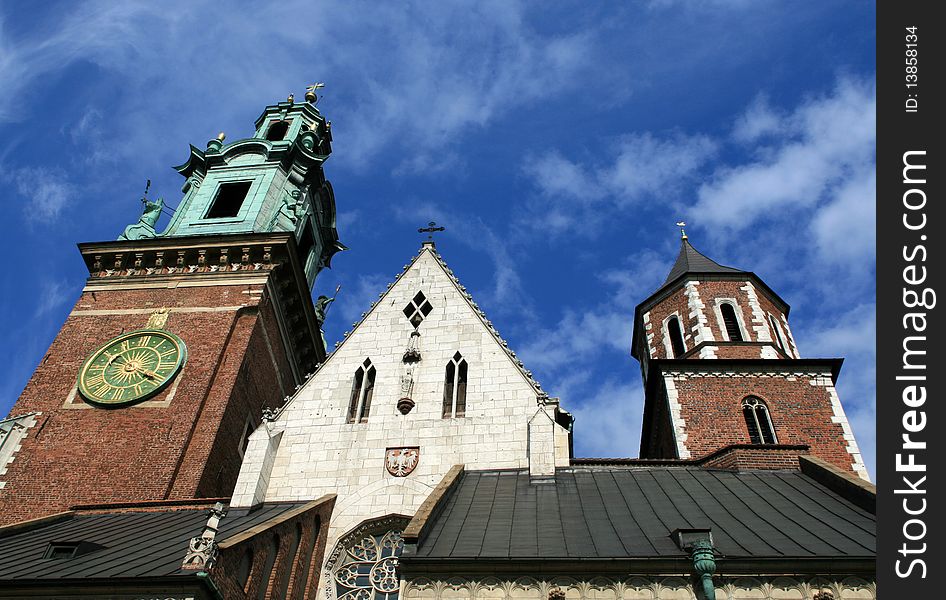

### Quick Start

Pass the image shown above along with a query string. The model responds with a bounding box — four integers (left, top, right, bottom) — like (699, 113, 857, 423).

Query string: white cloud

(731, 94, 785, 143)
(692, 77, 875, 233)
(569, 380, 644, 458)
(811, 169, 876, 263)
(521, 132, 717, 235)
(33, 280, 72, 318)
(1, 165, 74, 223)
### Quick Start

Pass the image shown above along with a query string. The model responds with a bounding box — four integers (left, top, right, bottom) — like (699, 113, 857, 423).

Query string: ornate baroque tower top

(120, 92, 345, 289)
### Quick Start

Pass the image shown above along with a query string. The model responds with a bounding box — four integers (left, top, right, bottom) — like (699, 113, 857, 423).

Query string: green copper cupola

(120, 92, 345, 289)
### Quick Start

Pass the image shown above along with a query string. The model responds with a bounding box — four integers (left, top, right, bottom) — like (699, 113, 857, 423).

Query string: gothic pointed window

(402, 292, 433, 328)
(347, 359, 376, 424)
(769, 314, 787, 353)
(442, 352, 468, 418)
(742, 396, 777, 444)
(667, 316, 686, 358)
(720, 303, 744, 342)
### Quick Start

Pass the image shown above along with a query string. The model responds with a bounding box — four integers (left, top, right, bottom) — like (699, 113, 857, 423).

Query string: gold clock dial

(77, 329, 186, 406)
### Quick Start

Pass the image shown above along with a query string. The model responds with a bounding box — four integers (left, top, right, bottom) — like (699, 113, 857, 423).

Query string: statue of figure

(314, 295, 335, 324)
(141, 198, 164, 228)
(119, 196, 165, 241)
(278, 189, 303, 225)
(314, 292, 338, 353)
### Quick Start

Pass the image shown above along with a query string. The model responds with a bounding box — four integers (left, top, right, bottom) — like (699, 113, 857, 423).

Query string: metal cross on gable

(418, 221, 446, 241)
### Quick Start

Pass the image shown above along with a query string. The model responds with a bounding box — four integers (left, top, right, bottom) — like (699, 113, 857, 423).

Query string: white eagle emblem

(385, 447, 420, 477)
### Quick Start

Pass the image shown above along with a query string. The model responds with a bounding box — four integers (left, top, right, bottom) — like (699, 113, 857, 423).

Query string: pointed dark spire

(663, 238, 744, 285)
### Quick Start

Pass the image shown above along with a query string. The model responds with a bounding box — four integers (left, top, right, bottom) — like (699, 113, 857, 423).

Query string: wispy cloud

(33, 279, 72, 319)
(1, 165, 74, 224)
(692, 77, 875, 235)
(521, 132, 717, 235)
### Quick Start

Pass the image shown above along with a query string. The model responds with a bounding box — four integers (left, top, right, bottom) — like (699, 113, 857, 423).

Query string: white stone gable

(231, 244, 570, 590)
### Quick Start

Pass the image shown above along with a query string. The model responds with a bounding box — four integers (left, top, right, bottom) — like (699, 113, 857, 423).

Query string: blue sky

(0, 1, 876, 477)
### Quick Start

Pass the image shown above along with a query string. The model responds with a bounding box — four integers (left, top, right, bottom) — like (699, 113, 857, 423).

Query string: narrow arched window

(742, 396, 777, 444)
(667, 316, 685, 357)
(769, 314, 786, 353)
(256, 534, 280, 600)
(347, 359, 376, 423)
(442, 352, 468, 418)
(720, 303, 744, 341)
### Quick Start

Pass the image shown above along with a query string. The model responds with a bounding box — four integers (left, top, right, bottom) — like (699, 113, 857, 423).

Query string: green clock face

(77, 329, 186, 406)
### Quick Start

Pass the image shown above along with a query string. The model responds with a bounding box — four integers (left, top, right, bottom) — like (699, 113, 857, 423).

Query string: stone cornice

(77, 232, 325, 380)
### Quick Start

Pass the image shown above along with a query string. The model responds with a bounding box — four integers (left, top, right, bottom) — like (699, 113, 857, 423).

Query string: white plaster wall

(232, 247, 569, 596)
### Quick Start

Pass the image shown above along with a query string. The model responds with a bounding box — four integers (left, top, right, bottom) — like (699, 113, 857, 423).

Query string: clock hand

(139, 368, 159, 379)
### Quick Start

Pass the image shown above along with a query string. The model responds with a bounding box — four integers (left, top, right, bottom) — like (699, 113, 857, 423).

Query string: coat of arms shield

(385, 447, 419, 477)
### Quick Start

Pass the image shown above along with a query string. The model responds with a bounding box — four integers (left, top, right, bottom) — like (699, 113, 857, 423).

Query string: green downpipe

(690, 540, 717, 600)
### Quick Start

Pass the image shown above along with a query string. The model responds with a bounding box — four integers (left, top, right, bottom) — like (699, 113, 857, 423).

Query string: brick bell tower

(0, 90, 345, 525)
(631, 228, 869, 480)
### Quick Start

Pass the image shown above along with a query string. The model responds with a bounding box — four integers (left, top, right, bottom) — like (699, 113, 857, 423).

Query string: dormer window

(265, 120, 290, 141)
(206, 181, 252, 219)
(43, 541, 104, 559)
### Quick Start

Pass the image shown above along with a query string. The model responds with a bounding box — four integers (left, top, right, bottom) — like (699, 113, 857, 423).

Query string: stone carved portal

(386, 447, 419, 477)
(326, 516, 411, 600)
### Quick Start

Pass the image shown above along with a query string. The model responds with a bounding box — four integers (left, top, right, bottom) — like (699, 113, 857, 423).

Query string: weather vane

(418, 221, 445, 241)
(306, 82, 326, 103)
(676, 220, 688, 240)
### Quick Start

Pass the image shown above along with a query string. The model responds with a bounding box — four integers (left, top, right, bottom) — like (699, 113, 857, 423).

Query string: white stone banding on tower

(684, 281, 717, 359)
(663, 375, 690, 459)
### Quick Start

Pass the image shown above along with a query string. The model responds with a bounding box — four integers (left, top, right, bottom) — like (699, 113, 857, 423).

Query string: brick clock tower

(0, 93, 345, 525)
(631, 231, 870, 480)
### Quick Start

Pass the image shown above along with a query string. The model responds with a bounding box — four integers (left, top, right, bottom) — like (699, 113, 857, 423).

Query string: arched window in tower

(347, 359, 376, 424)
(265, 120, 290, 141)
(720, 303, 744, 342)
(742, 396, 777, 444)
(769, 314, 787, 353)
(666, 316, 686, 358)
(442, 352, 468, 418)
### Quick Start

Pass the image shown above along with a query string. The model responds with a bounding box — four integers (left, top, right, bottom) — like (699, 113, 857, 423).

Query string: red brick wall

(0, 278, 297, 526)
(644, 288, 694, 359)
(213, 498, 335, 600)
(644, 278, 793, 360)
(700, 444, 808, 471)
(672, 373, 855, 474)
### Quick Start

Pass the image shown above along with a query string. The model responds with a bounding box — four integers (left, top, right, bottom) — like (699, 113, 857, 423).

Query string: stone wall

(232, 248, 571, 599)
(403, 575, 875, 600)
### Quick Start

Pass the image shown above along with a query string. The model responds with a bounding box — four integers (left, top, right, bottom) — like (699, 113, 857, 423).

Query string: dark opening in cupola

(265, 120, 290, 141)
(206, 181, 252, 219)
(298, 221, 315, 266)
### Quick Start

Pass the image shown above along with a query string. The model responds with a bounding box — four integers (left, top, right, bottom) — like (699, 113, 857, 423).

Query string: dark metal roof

(664, 239, 744, 285)
(407, 468, 875, 561)
(0, 501, 308, 582)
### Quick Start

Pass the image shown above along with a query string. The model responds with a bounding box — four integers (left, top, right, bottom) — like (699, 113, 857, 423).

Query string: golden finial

(676, 221, 688, 240)
(305, 82, 325, 103)
(216, 132, 226, 142)
(287, 93, 295, 104)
